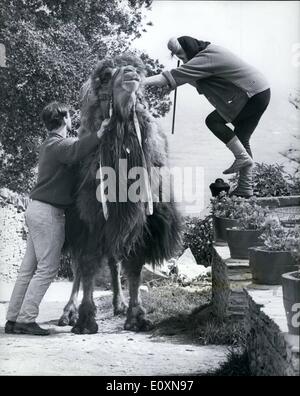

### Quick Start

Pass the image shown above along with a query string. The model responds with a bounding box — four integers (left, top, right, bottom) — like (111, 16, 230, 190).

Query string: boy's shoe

(14, 322, 50, 336)
(4, 321, 16, 334)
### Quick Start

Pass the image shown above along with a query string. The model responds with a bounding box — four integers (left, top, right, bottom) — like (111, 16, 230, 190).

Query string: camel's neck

(113, 92, 136, 121)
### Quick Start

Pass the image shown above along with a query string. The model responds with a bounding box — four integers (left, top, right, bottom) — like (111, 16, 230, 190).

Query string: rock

(289, 90, 300, 110)
(176, 248, 211, 281)
(139, 285, 149, 293)
(0, 188, 30, 212)
(142, 264, 169, 282)
(0, 203, 27, 282)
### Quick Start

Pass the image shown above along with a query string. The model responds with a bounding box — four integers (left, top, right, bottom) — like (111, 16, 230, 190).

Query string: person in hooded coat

(143, 36, 271, 198)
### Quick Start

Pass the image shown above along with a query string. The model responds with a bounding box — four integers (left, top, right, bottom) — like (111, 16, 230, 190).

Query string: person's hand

(97, 118, 110, 139)
(160, 86, 172, 96)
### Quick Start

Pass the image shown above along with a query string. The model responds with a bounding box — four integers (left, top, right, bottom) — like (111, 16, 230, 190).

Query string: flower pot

(282, 271, 300, 336)
(213, 216, 239, 243)
(226, 228, 263, 259)
(249, 247, 298, 285)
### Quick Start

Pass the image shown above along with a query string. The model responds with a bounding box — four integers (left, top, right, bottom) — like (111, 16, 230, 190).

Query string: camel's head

(111, 65, 141, 119)
(91, 53, 146, 121)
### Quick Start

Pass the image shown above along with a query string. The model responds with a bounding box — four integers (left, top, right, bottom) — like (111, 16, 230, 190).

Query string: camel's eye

(124, 66, 135, 73)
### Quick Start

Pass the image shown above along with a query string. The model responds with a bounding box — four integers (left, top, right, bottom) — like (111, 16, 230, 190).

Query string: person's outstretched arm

(144, 51, 214, 90)
(143, 74, 169, 87)
(53, 119, 110, 165)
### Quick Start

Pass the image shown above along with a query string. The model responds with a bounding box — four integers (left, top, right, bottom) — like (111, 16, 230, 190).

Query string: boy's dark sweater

(30, 132, 99, 207)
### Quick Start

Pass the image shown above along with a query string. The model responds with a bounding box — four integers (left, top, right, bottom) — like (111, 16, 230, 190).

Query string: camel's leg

(123, 257, 153, 332)
(108, 259, 127, 316)
(58, 262, 81, 327)
(71, 257, 98, 335)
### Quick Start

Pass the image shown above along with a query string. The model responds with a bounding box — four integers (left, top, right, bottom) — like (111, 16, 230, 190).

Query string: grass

(204, 348, 252, 376)
(141, 279, 246, 347)
(142, 279, 212, 328)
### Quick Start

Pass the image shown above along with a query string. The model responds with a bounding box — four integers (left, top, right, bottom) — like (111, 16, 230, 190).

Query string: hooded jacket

(162, 42, 270, 122)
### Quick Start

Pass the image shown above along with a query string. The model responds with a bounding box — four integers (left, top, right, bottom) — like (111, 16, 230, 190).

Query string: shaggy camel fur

(58, 54, 182, 334)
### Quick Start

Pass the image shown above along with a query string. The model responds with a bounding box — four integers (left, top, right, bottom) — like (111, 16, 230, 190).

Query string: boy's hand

(97, 118, 110, 139)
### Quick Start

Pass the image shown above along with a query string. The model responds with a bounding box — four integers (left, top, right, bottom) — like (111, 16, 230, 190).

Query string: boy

(5, 102, 108, 335)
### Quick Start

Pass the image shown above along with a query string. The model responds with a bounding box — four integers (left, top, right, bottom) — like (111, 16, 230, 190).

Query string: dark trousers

(205, 88, 271, 157)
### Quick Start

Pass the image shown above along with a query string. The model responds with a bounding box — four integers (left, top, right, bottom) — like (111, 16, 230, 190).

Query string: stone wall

(257, 195, 300, 208)
(0, 203, 27, 282)
(211, 245, 252, 321)
(211, 244, 300, 376)
(245, 286, 299, 376)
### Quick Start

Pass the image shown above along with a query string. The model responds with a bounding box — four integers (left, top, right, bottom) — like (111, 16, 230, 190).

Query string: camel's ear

(91, 58, 115, 91)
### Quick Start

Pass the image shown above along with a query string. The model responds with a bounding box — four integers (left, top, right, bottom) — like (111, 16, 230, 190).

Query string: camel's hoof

(68, 316, 78, 327)
(57, 316, 69, 327)
(71, 321, 98, 335)
(113, 301, 128, 316)
(124, 306, 153, 332)
(124, 317, 153, 332)
(58, 311, 79, 327)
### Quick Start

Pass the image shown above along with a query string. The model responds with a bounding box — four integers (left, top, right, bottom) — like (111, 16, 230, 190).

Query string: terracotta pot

(249, 247, 298, 285)
(213, 216, 239, 243)
(282, 271, 300, 336)
(226, 228, 263, 259)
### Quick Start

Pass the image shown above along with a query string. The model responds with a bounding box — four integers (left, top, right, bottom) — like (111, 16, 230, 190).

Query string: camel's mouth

(111, 66, 142, 103)
(121, 80, 140, 94)
(122, 68, 141, 83)
(123, 75, 140, 83)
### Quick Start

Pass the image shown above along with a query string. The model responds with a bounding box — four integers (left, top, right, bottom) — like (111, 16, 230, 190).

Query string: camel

(58, 54, 182, 334)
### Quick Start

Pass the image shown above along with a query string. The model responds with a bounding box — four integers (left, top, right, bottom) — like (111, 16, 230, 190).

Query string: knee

(18, 267, 36, 280)
(35, 262, 59, 279)
(205, 114, 214, 130)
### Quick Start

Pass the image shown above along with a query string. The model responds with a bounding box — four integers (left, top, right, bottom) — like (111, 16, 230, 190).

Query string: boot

(223, 136, 253, 174)
(14, 322, 50, 336)
(230, 165, 254, 198)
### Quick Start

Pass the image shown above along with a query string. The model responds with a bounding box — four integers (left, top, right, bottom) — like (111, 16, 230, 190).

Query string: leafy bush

(211, 195, 250, 219)
(260, 217, 300, 260)
(211, 194, 242, 219)
(233, 198, 271, 230)
(182, 216, 214, 266)
(285, 172, 300, 195)
(211, 195, 272, 229)
(229, 163, 292, 197)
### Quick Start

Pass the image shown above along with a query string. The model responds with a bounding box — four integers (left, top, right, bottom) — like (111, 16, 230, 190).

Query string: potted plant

(211, 194, 248, 243)
(226, 199, 270, 259)
(282, 268, 300, 336)
(249, 218, 300, 285)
